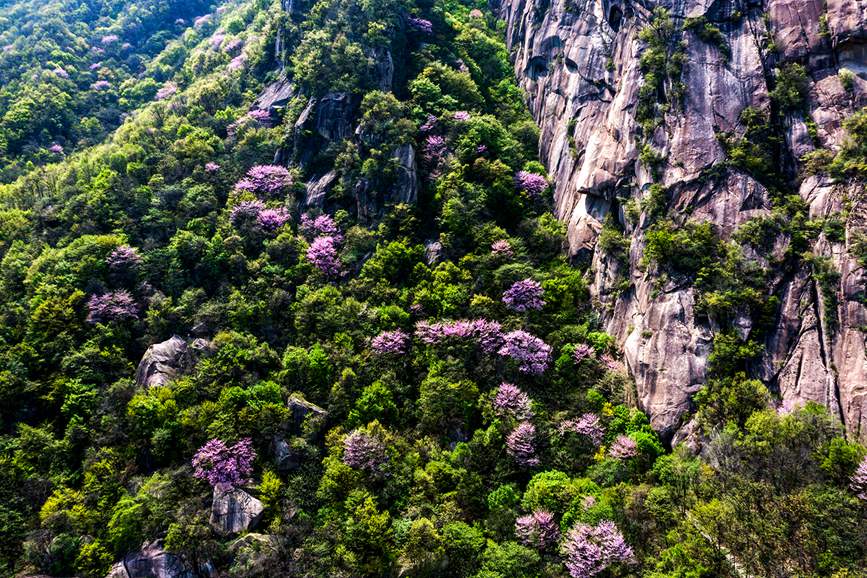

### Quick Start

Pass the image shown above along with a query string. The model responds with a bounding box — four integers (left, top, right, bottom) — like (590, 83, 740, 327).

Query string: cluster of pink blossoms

(415, 318, 503, 353)
(371, 330, 410, 355)
(493, 383, 533, 420)
(559, 414, 605, 446)
(155, 82, 178, 101)
(491, 239, 514, 258)
(106, 245, 142, 273)
(515, 510, 560, 549)
(561, 521, 634, 578)
(608, 435, 638, 459)
(230, 200, 291, 233)
(850, 456, 867, 500)
(515, 170, 549, 198)
(506, 421, 539, 467)
(234, 165, 293, 195)
(407, 16, 433, 34)
(502, 278, 545, 312)
(307, 236, 341, 277)
(422, 135, 448, 165)
(192, 438, 255, 490)
(342, 430, 387, 471)
(300, 214, 342, 241)
(498, 330, 551, 374)
(573, 343, 595, 364)
(415, 320, 551, 374)
(86, 290, 140, 324)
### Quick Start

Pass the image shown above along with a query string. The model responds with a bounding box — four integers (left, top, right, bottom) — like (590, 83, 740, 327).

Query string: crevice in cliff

(810, 277, 846, 428)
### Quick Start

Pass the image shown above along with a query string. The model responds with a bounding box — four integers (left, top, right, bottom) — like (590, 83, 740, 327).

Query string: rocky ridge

(497, 0, 867, 441)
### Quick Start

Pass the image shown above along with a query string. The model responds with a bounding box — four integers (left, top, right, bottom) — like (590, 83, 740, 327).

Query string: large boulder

(287, 395, 327, 432)
(210, 487, 264, 535)
(106, 541, 205, 578)
(135, 337, 206, 389)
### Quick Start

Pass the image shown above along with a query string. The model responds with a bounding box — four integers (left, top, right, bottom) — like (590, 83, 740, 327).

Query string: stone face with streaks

(497, 0, 867, 441)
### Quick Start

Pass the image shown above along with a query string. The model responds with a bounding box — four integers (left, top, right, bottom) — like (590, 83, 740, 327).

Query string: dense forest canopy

(0, 1, 863, 577)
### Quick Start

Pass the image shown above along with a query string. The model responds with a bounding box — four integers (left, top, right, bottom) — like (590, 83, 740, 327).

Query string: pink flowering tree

(491, 239, 514, 258)
(559, 414, 605, 447)
(851, 456, 867, 500)
(515, 510, 560, 550)
(415, 319, 504, 353)
(307, 236, 342, 278)
(86, 291, 140, 324)
(515, 170, 549, 199)
(561, 520, 634, 578)
(407, 16, 433, 34)
(256, 207, 291, 233)
(300, 214, 343, 242)
(497, 330, 551, 374)
(371, 330, 410, 355)
(573, 343, 595, 364)
(234, 165, 293, 196)
(506, 421, 539, 467)
(493, 383, 533, 420)
(502, 278, 546, 312)
(192, 438, 256, 491)
(107, 245, 142, 273)
(608, 435, 638, 459)
(342, 430, 387, 472)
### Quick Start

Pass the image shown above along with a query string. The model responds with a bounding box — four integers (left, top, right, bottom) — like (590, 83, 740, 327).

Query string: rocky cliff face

(497, 0, 867, 441)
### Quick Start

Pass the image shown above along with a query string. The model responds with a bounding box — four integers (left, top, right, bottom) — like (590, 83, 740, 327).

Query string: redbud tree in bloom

(415, 319, 503, 353)
(106, 245, 142, 273)
(192, 438, 256, 491)
(506, 421, 539, 467)
(371, 330, 410, 355)
(559, 413, 605, 447)
(561, 520, 634, 578)
(608, 435, 638, 459)
(573, 343, 594, 364)
(515, 510, 560, 550)
(851, 456, 867, 500)
(502, 278, 545, 312)
(493, 383, 533, 420)
(234, 165, 293, 195)
(407, 16, 433, 34)
(498, 330, 551, 374)
(300, 214, 342, 242)
(86, 290, 140, 324)
(515, 170, 549, 198)
(342, 430, 387, 472)
(307, 236, 341, 277)
(491, 239, 514, 258)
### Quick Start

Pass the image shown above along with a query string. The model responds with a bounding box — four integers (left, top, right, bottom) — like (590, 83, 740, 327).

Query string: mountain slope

(497, 0, 867, 443)
(0, 1, 863, 577)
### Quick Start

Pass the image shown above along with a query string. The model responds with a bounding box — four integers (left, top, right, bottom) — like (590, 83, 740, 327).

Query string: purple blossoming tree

(300, 214, 342, 241)
(256, 207, 291, 232)
(205, 162, 221, 172)
(506, 421, 539, 467)
(453, 111, 470, 121)
(106, 245, 142, 274)
(155, 82, 178, 101)
(515, 171, 549, 199)
(559, 414, 605, 446)
(407, 16, 433, 34)
(192, 438, 255, 491)
(497, 330, 551, 374)
(48, 144, 64, 154)
(608, 435, 638, 459)
(515, 510, 560, 549)
(491, 239, 513, 258)
(422, 135, 448, 166)
(307, 236, 341, 277)
(371, 330, 410, 355)
(415, 319, 503, 353)
(502, 278, 545, 312)
(561, 521, 634, 578)
(234, 165, 293, 195)
(86, 291, 140, 324)
(573, 343, 594, 364)
(342, 430, 387, 472)
(851, 456, 867, 500)
(229, 199, 266, 229)
(493, 383, 533, 420)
